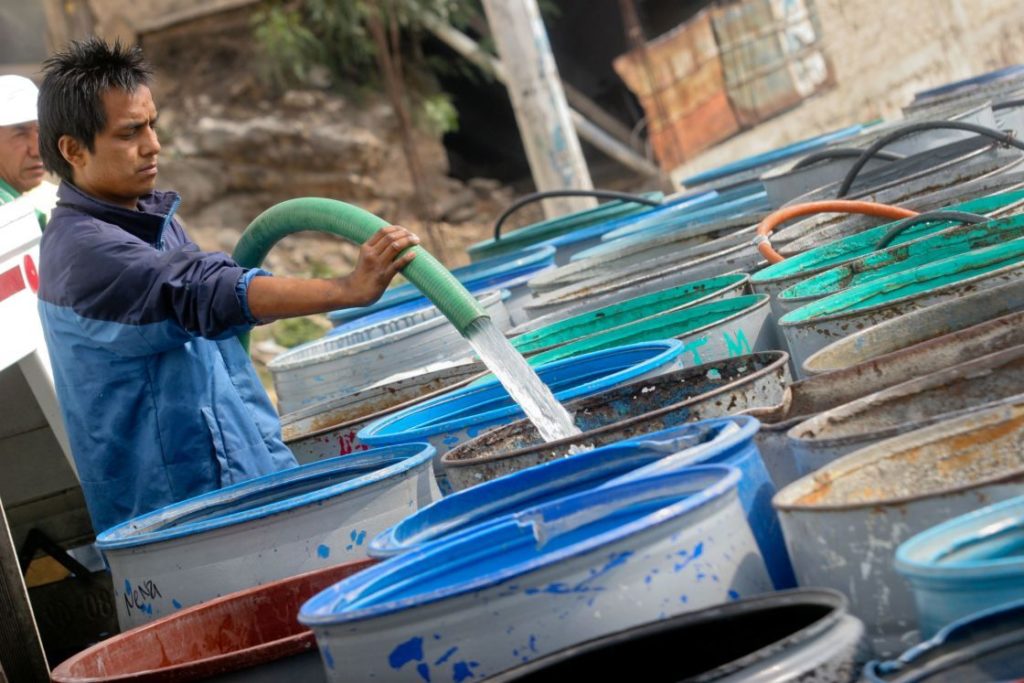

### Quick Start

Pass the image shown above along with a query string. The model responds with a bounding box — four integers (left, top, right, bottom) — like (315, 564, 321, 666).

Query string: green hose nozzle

(232, 198, 490, 348)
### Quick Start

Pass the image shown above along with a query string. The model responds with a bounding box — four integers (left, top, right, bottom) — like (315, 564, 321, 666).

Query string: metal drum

(774, 401, 1024, 657)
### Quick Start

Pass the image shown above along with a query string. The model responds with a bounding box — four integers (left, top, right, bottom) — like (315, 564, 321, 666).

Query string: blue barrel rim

(894, 494, 1024, 579)
(270, 290, 508, 369)
(327, 276, 522, 336)
(600, 188, 768, 245)
(474, 193, 711, 260)
(913, 65, 1024, 102)
(863, 597, 1024, 680)
(681, 125, 864, 187)
(599, 416, 761, 485)
(370, 416, 757, 558)
(326, 244, 557, 324)
(569, 208, 758, 264)
(356, 340, 686, 444)
(96, 443, 436, 550)
(465, 192, 669, 257)
(298, 464, 742, 626)
(573, 190, 719, 244)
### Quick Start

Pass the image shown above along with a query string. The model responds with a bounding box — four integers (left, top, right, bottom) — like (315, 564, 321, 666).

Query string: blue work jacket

(37, 182, 297, 533)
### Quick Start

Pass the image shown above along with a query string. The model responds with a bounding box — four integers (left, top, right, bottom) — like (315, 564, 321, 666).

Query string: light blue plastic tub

(895, 494, 1024, 638)
(370, 415, 794, 589)
(299, 465, 772, 682)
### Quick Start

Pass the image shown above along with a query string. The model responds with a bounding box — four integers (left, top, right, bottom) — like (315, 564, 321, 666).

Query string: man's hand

(339, 225, 419, 306)
(246, 225, 420, 321)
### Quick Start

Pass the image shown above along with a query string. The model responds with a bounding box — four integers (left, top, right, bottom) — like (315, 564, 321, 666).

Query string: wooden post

(481, 0, 597, 219)
(418, 11, 666, 182)
(0, 493, 49, 682)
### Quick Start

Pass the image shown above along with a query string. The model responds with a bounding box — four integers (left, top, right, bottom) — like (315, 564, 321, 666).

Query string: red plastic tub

(50, 559, 375, 682)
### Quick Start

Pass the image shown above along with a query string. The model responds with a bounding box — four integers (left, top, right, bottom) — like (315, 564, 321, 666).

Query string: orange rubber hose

(754, 200, 918, 264)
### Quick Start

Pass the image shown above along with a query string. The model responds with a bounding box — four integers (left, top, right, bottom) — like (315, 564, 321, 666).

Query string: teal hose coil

(232, 198, 489, 348)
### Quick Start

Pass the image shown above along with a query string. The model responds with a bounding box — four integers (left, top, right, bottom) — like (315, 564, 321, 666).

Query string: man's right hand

(245, 225, 420, 322)
(340, 225, 419, 307)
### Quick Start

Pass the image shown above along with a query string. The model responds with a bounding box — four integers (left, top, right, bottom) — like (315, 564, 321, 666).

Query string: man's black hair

(38, 38, 153, 182)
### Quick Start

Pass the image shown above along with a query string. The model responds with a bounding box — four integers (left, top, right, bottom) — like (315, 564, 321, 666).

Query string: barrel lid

(357, 340, 684, 443)
(96, 443, 435, 550)
(300, 465, 741, 625)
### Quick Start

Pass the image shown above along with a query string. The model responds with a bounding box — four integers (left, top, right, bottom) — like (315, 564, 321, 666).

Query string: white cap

(0, 75, 38, 126)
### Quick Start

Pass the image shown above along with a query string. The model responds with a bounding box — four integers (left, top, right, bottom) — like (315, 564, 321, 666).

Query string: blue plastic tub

(327, 244, 556, 326)
(523, 191, 716, 266)
(96, 443, 439, 630)
(299, 465, 773, 682)
(369, 415, 795, 589)
(593, 187, 770, 251)
(357, 340, 685, 458)
(680, 124, 864, 189)
(466, 192, 670, 263)
(895, 494, 1024, 638)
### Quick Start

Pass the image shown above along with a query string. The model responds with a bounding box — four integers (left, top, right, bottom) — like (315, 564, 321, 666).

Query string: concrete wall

(673, 0, 1024, 183)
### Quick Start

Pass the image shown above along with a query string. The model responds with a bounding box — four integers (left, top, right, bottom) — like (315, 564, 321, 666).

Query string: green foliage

(271, 316, 329, 348)
(308, 259, 336, 279)
(252, 0, 481, 122)
(252, 4, 324, 88)
(420, 92, 460, 134)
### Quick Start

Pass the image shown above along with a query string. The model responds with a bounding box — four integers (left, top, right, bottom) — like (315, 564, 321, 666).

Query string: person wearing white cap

(0, 74, 52, 229)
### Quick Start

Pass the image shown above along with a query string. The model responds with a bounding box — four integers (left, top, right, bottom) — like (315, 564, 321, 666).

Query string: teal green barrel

(511, 274, 748, 354)
(777, 213, 1024, 315)
(778, 236, 1024, 375)
(526, 294, 773, 368)
(750, 188, 1024, 320)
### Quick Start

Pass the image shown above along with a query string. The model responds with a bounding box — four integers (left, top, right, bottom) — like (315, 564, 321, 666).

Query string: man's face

(0, 121, 44, 194)
(71, 85, 160, 209)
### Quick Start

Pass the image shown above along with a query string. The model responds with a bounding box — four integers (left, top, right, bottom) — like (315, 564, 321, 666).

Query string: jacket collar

(56, 181, 181, 245)
(0, 177, 19, 200)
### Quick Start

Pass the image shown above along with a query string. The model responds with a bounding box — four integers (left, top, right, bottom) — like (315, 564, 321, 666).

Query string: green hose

(232, 197, 489, 348)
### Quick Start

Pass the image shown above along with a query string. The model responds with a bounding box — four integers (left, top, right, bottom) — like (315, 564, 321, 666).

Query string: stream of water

(464, 317, 581, 443)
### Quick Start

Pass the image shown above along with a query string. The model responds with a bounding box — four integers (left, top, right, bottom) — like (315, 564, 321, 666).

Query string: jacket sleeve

(59, 221, 268, 357)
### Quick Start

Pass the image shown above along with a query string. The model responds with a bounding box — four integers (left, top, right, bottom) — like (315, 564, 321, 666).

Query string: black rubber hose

(836, 120, 1024, 198)
(790, 147, 904, 170)
(993, 98, 1024, 111)
(493, 189, 663, 241)
(875, 210, 989, 250)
